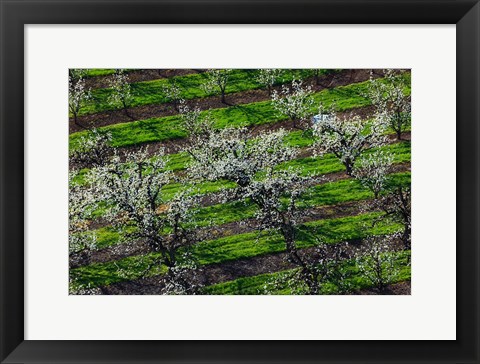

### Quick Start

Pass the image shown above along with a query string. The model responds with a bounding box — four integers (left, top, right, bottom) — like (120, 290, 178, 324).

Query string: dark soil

(357, 280, 411, 295)
(70, 68, 385, 134)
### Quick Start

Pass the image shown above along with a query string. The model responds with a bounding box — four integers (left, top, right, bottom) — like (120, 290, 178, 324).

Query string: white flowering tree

(312, 108, 388, 176)
(69, 128, 113, 169)
(107, 69, 133, 118)
(368, 69, 411, 140)
(271, 79, 314, 129)
(68, 173, 97, 256)
(162, 80, 182, 112)
(351, 147, 411, 250)
(262, 242, 352, 295)
(355, 234, 400, 292)
(353, 149, 394, 199)
(88, 148, 202, 294)
(186, 124, 297, 189)
(202, 69, 232, 104)
(69, 70, 91, 128)
(372, 187, 411, 250)
(186, 121, 352, 294)
(255, 69, 282, 95)
(69, 68, 89, 81)
(179, 101, 214, 147)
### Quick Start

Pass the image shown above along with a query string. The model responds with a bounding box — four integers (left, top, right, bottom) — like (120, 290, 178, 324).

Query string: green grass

(83, 69, 118, 77)
(69, 72, 411, 150)
(77, 69, 316, 116)
(70, 211, 403, 289)
(203, 250, 411, 295)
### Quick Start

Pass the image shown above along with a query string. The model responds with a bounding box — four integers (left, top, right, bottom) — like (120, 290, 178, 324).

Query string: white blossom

(87, 147, 202, 293)
(162, 81, 182, 111)
(271, 79, 314, 129)
(107, 69, 133, 117)
(68, 172, 97, 254)
(187, 125, 297, 188)
(69, 128, 112, 169)
(201, 69, 232, 104)
(368, 69, 411, 140)
(69, 72, 91, 126)
(255, 69, 282, 95)
(355, 234, 399, 292)
(353, 149, 394, 198)
(312, 107, 388, 176)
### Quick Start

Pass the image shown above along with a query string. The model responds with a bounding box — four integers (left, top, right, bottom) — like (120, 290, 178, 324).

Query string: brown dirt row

(69, 68, 382, 134)
(358, 280, 411, 295)
(83, 69, 204, 90)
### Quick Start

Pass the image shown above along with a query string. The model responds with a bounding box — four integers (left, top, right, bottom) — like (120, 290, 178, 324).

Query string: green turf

(83, 69, 118, 77)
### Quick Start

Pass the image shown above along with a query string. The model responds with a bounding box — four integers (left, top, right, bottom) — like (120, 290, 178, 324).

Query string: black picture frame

(1, 1, 478, 363)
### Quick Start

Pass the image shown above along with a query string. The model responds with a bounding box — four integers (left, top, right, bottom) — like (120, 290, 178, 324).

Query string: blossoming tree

(312, 107, 388, 176)
(107, 69, 133, 118)
(88, 148, 202, 294)
(271, 79, 314, 129)
(202, 69, 232, 104)
(69, 70, 91, 128)
(368, 69, 411, 140)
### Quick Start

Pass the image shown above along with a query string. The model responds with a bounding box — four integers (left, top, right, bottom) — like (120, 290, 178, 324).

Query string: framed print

(1, 0, 479, 363)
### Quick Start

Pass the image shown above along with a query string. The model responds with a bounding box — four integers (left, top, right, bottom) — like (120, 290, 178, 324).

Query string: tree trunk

(396, 129, 402, 140)
(402, 225, 411, 250)
(344, 160, 354, 176)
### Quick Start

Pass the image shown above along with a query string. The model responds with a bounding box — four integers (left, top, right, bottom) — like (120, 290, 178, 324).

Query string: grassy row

(78, 69, 316, 116)
(83, 69, 118, 78)
(70, 211, 403, 290)
(70, 72, 411, 150)
(204, 250, 411, 295)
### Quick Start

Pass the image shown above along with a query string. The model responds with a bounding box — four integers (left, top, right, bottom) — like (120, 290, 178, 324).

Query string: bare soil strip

(357, 280, 411, 295)
(70, 69, 379, 133)
(83, 69, 204, 90)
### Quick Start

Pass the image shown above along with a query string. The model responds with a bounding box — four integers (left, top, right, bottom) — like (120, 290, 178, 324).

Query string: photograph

(68, 68, 412, 295)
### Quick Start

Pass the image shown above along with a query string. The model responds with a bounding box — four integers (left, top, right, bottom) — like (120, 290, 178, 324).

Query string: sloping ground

(70, 72, 411, 150)
(70, 69, 377, 133)
(69, 69, 412, 295)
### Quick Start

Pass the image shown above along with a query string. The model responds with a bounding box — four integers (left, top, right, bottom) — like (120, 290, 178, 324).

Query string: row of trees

(69, 68, 411, 140)
(69, 69, 411, 295)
